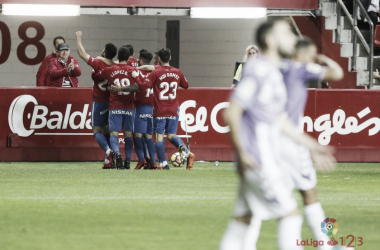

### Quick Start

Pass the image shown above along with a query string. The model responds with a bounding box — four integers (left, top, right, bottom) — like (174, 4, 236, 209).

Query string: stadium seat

(374, 25, 380, 47)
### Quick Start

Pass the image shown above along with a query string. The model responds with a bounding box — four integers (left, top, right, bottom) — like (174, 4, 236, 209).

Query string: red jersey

(87, 56, 111, 102)
(127, 57, 139, 67)
(141, 66, 188, 117)
(134, 70, 154, 107)
(99, 64, 137, 110)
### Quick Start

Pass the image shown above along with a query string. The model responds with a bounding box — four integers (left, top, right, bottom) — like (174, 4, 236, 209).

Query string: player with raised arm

(112, 49, 158, 170)
(97, 47, 139, 170)
(279, 38, 343, 249)
(134, 48, 195, 170)
(76, 31, 117, 169)
(220, 19, 336, 250)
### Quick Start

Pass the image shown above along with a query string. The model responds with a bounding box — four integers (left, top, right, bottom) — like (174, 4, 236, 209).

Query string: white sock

(163, 161, 168, 166)
(220, 220, 249, 250)
(243, 217, 262, 250)
(304, 202, 333, 250)
(106, 148, 111, 156)
(278, 215, 303, 250)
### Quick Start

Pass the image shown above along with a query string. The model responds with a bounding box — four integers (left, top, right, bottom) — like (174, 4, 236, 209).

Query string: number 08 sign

(0, 21, 46, 65)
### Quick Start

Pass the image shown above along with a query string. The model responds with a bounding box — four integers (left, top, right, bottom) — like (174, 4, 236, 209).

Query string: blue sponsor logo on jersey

(156, 116, 176, 120)
(111, 110, 133, 115)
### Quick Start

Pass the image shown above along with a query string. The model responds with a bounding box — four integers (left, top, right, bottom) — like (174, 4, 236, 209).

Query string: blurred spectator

(48, 43, 81, 87)
(367, 0, 379, 28)
(36, 36, 65, 87)
(231, 45, 259, 89)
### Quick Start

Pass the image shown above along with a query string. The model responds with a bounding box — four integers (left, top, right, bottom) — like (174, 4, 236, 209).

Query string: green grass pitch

(0, 162, 379, 250)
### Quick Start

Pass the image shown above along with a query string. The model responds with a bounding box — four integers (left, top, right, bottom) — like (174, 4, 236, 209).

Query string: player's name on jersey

(111, 110, 133, 115)
(110, 70, 130, 78)
(159, 73, 180, 81)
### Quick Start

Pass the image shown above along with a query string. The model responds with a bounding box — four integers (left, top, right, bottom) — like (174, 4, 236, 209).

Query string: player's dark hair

(118, 46, 130, 62)
(104, 43, 117, 59)
(53, 36, 65, 45)
(256, 18, 285, 51)
(157, 48, 171, 63)
(139, 49, 153, 65)
(123, 44, 134, 56)
(295, 37, 315, 51)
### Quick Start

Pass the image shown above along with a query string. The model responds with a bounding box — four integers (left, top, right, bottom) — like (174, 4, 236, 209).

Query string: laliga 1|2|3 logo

(296, 217, 364, 248)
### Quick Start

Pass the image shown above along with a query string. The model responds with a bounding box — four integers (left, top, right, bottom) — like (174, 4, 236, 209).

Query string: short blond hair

(243, 45, 259, 62)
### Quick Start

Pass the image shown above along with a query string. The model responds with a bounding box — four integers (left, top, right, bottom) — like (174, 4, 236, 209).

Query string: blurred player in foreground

(97, 47, 139, 169)
(279, 38, 343, 249)
(112, 49, 158, 170)
(220, 19, 336, 250)
(76, 31, 117, 169)
(134, 48, 195, 170)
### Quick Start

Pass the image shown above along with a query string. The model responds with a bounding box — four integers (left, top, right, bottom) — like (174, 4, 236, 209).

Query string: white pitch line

(0, 196, 234, 200)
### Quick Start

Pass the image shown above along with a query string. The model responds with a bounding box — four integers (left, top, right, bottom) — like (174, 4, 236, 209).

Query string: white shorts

(280, 135, 317, 191)
(233, 124, 297, 221)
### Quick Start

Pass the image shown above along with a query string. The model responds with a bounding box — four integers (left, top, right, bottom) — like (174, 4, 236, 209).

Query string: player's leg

(287, 142, 332, 249)
(166, 113, 195, 169)
(277, 209, 304, 250)
(144, 133, 157, 169)
(109, 109, 123, 169)
(133, 132, 146, 169)
(91, 101, 113, 168)
(153, 117, 167, 169)
(141, 136, 150, 160)
(133, 105, 150, 170)
(155, 132, 167, 170)
(220, 177, 261, 250)
(122, 109, 135, 170)
(301, 189, 333, 250)
(144, 110, 156, 169)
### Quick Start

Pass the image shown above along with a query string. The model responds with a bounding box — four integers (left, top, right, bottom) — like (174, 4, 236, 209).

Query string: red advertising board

(2, 87, 380, 162)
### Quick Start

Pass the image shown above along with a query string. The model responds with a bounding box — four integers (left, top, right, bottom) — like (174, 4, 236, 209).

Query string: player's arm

(75, 31, 90, 63)
(224, 77, 259, 176)
(315, 55, 343, 81)
(111, 83, 139, 92)
(134, 70, 154, 91)
(96, 56, 118, 65)
(137, 65, 155, 71)
(279, 115, 336, 172)
(179, 73, 189, 89)
(96, 68, 109, 81)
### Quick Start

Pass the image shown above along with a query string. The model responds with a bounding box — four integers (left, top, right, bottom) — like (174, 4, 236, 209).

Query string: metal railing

(336, 0, 374, 89)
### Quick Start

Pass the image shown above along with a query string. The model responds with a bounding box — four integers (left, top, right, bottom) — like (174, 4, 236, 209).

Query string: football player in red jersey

(112, 49, 158, 170)
(124, 44, 139, 67)
(97, 47, 139, 170)
(76, 31, 117, 169)
(134, 48, 195, 170)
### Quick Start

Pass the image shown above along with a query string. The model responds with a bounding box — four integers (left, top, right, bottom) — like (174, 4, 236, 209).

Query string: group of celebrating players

(220, 19, 344, 250)
(75, 31, 194, 171)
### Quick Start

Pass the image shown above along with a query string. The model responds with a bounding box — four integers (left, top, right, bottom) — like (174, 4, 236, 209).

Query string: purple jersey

(231, 56, 287, 164)
(280, 61, 326, 125)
